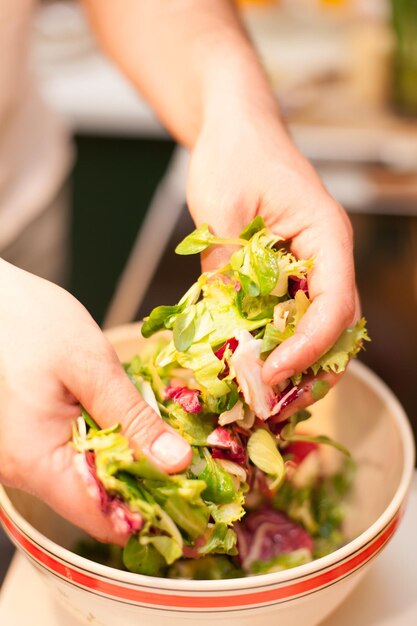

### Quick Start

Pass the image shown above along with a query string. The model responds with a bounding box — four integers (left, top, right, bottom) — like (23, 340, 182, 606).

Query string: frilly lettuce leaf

(272, 253, 314, 298)
(155, 278, 272, 397)
(145, 222, 368, 393)
(207, 499, 246, 525)
(311, 318, 370, 375)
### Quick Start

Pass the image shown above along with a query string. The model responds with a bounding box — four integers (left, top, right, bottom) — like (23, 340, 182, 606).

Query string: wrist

(201, 43, 281, 136)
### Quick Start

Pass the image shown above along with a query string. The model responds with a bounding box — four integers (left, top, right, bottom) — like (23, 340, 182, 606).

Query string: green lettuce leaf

(250, 548, 312, 574)
(123, 536, 167, 576)
(207, 500, 246, 525)
(141, 304, 184, 338)
(230, 231, 281, 297)
(198, 450, 236, 504)
(248, 429, 285, 490)
(175, 224, 246, 255)
(72, 418, 214, 568)
(176, 342, 229, 397)
(238, 293, 279, 321)
(175, 224, 218, 255)
(166, 405, 215, 446)
(201, 278, 271, 345)
(163, 494, 209, 540)
(273, 458, 356, 544)
(167, 555, 243, 580)
(139, 535, 183, 566)
(239, 216, 266, 240)
(141, 281, 201, 338)
(311, 318, 370, 375)
(173, 305, 197, 352)
(198, 523, 238, 556)
(261, 322, 293, 355)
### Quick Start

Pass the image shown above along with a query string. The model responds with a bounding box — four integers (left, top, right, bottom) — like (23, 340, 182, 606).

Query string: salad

(73, 218, 369, 579)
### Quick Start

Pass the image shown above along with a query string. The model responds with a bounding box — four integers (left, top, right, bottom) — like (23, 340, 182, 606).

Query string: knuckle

(295, 329, 322, 366)
(337, 207, 354, 242)
(0, 450, 21, 487)
(122, 402, 165, 452)
(340, 298, 356, 327)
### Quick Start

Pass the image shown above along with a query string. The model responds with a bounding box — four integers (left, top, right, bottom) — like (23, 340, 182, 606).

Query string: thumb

(64, 336, 192, 474)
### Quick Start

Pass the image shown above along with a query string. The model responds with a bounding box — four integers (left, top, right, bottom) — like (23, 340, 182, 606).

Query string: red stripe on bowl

(0, 507, 400, 609)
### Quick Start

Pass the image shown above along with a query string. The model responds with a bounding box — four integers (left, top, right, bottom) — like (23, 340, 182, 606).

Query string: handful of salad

(73, 218, 369, 579)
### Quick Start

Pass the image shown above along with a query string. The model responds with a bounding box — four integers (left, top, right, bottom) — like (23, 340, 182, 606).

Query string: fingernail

(150, 432, 191, 467)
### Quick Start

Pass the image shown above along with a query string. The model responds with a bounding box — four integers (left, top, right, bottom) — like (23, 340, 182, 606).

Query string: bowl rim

(0, 358, 415, 593)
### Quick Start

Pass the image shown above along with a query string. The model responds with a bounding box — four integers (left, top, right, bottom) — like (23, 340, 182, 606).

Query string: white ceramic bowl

(0, 324, 414, 626)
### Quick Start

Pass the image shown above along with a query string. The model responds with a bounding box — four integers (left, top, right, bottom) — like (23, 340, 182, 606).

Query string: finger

(201, 244, 238, 272)
(189, 207, 249, 272)
(263, 220, 358, 385)
(30, 444, 131, 546)
(62, 335, 192, 474)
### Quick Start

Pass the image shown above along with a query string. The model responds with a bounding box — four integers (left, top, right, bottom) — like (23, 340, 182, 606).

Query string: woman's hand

(0, 260, 191, 544)
(187, 105, 360, 407)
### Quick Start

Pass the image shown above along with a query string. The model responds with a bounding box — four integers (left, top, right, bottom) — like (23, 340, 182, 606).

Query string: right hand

(0, 260, 192, 544)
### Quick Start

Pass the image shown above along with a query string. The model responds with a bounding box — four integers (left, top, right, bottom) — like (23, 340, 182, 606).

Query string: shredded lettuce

(144, 222, 369, 396)
(72, 219, 364, 578)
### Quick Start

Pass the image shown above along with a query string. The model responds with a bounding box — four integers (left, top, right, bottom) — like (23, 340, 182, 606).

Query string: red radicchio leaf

(166, 385, 202, 414)
(182, 535, 207, 559)
(288, 276, 309, 298)
(235, 507, 313, 569)
(215, 337, 239, 379)
(271, 385, 300, 420)
(214, 337, 239, 360)
(77, 452, 143, 535)
(207, 427, 246, 464)
(284, 440, 319, 465)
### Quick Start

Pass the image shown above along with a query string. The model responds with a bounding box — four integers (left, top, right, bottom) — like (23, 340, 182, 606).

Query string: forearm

(83, 0, 282, 147)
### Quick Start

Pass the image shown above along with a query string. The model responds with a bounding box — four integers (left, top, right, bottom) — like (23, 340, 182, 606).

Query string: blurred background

(1, 0, 416, 581)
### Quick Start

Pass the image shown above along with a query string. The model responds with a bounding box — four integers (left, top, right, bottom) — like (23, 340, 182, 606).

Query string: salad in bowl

(73, 217, 369, 579)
